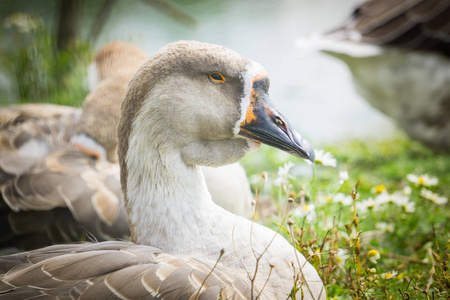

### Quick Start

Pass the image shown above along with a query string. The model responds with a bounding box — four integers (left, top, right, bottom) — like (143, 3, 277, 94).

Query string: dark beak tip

(308, 149, 316, 163)
(295, 148, 315, 163)
(308, 145, 316, 163)
(295, 135, 315, 163)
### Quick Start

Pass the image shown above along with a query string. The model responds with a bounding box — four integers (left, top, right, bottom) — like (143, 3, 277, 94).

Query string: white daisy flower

(353, 198, 380, 213)
(316, 195, 332, 206)
(381, 270, 398, 280)
(407, 174, 438, 187)
(323, 219, 335, 231)
(367, 249, 380, 264)
(371, 185, 387, 194)
(404, 201, 415, 213)
(403, 186, 412, 195)
(352, 202, 364, 214)
(364, 198, 379, 210)
(420, 188, 448, 205)
(354, 201, 369, 214)
(339, 171, 349, 184)
(307, 149, 337, 167)
(374, 191, 390, 205)
(334, 248, 350, 264)
(337, 231, 350, 241)
(333, 193, 353, 206)
(277, 161, 295, 177)
(308, 248, 321, 257)
(391, 192, 410, 204)
(294, 204, 316, 222)
(273, 161, 295, 186)
(392, 195, 415, 213)
(375, 191, 408, 206)
(375, 222, 395, 233)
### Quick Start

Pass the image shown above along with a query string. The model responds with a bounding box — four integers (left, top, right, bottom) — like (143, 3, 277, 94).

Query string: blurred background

(0, 0, 395, 147)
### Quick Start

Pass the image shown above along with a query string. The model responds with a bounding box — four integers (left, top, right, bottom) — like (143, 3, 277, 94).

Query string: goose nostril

(275, 116, 286, 130)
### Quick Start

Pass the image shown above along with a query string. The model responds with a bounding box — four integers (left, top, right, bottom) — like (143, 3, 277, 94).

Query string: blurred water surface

(2, 0, 396, 145)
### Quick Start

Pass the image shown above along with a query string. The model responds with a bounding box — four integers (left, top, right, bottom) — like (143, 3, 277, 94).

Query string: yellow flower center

(375, 185, 387, 193)
(418, 177, 424, 185)
(368, 249, 379, 257)
(336, 256, 341, 263)
(385, 273, 392, 279)
(303, 205, 309, 211)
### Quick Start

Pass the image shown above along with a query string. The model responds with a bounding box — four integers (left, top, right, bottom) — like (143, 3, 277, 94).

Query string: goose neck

(124, 117, 233, 254)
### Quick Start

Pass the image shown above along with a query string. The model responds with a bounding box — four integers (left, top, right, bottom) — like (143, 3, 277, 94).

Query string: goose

(0, 40, 325, 299)
(0, 41, 251, 251)
(296, 0, 450, 151)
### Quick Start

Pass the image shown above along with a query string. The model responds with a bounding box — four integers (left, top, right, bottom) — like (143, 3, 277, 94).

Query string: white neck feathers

(124, 97, 235, 254)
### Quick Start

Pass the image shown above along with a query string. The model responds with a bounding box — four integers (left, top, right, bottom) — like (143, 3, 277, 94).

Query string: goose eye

(209, 72, 226, 83)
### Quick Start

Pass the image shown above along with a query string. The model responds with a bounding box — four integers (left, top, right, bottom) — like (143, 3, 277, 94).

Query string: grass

(241, 135, 450, 299)
(0, 12, 92, 107)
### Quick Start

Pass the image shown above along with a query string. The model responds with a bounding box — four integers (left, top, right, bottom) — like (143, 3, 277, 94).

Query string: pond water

(4, 0, 397, 146)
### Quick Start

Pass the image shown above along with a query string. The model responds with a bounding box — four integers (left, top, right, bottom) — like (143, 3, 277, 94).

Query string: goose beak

(238, 92, 315, 162)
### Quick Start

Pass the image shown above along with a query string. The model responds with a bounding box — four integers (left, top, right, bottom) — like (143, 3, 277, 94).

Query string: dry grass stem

(194, 249, 225, 300)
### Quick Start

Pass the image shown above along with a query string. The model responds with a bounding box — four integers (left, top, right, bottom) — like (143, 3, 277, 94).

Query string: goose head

(73, 41, 148, 163)
(119, 40, 314, 174)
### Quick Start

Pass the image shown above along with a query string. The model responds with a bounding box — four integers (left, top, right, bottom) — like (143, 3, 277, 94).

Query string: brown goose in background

(0, 40, 325, 299)
(0, 41, 146, 251)
(297, 0, 450, 151)
(0, 41, 252, 252)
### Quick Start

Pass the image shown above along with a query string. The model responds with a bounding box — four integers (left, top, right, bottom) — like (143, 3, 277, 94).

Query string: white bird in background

(0, 40, 325, 299)
(297, 0, 450, 151)
(0, 41, 252, 252)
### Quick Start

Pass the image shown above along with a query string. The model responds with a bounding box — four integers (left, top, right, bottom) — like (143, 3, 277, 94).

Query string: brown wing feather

(408, 0, 449, 21)
(0, 104, 80, 187)
(0, 104, 78, 130)
(330, 0, 450, 56)
(354, 0, 420, 33)
(0, 124, 89, 249)
(78, 280, 115, 300)
(1, 148, 128, 250)
(0, 242, 256, 299)
(104, 264, 153, 299)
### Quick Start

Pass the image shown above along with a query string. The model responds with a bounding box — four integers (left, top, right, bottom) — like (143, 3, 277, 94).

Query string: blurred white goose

(297, 0, 450, 151)
(0, 41, 324, 299)
(0, 41, 251, 251)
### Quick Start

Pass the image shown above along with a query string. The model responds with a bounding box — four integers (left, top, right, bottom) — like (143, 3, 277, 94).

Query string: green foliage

(0, 12, 92, 106)
(242, 136, 450, 299)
